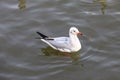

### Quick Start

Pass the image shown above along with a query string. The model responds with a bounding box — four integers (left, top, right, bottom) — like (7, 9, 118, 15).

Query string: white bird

(36, 27, 83, 53)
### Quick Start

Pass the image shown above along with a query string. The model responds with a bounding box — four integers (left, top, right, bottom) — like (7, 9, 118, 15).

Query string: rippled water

(0, 0, 120, 80)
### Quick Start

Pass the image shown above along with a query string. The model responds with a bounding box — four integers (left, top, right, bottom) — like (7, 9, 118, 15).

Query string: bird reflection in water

(41, 46, 81, 64)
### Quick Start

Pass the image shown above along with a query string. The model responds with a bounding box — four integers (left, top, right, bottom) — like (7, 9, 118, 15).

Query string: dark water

(0, 0, 120, 80)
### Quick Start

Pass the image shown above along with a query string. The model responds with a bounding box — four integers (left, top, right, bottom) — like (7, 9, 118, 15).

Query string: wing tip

(36, 31, 48, 39)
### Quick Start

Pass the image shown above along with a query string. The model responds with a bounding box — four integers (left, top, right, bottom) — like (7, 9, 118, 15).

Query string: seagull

(36, 27, 83, 53)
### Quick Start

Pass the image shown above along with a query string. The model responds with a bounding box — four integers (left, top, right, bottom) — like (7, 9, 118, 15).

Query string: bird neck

(69, 34, 81, 47)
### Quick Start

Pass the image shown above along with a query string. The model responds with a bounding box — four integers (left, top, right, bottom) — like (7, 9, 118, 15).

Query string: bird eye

(73, 30, 75, 32)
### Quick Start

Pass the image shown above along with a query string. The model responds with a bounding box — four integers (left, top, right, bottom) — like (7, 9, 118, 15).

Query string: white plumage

(36, 27, 83, 53)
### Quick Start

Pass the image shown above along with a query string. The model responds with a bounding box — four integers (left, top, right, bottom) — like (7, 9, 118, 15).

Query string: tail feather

(36, 32, 48, 39)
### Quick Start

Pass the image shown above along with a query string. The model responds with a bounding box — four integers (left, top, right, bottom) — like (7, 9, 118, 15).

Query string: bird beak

(77, 32, 83, 35)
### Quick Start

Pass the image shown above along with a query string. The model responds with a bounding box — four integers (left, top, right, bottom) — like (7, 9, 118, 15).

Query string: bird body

(36, 27, 83, 53)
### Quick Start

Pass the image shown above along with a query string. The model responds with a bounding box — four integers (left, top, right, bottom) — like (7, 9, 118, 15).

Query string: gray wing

(47, 37, 71, 49)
